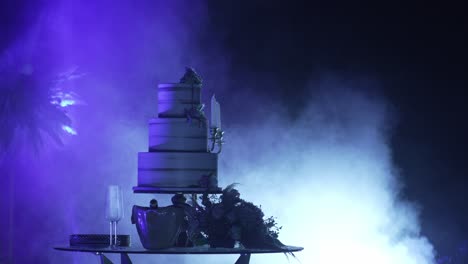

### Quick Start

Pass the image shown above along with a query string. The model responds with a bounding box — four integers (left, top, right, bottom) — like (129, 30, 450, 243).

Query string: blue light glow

(61, 125, 77, 135)
(51, 91, 78, 108)
(59, 99, 76, 107)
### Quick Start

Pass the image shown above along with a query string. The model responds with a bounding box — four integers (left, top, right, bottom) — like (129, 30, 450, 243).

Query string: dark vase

(131, 205, 185, 249)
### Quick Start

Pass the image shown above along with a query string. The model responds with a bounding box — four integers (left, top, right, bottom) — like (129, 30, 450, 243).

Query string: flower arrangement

(186, 184, 285, 249)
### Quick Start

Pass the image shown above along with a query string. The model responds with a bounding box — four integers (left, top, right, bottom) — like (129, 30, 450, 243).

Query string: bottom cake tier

(137, 152, 218, 188)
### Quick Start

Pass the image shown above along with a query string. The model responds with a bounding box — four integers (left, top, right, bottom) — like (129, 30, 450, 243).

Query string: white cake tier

(158, 83, 202, 117)
(148, 118, 208, 152)
(137, 152, 218, 188)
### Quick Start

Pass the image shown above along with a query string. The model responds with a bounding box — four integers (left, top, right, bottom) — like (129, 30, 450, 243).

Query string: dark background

(203, 1, 468, 253)
(1, 0, 467, 256)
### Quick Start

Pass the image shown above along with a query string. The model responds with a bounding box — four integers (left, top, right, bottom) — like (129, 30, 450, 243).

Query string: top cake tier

(158, 83, 202, 118)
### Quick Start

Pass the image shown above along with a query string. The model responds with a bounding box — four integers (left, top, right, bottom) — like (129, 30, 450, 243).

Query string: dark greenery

(187, 184, 285, 249)
(0, 67, 73, 155)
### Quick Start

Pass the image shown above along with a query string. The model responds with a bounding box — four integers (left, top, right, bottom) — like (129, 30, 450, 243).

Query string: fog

(216, 86, 435, 264)
(0, 1, 435, 263)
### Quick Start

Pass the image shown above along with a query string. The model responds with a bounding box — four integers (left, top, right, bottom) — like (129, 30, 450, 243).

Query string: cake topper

(180, 67, 202, 85)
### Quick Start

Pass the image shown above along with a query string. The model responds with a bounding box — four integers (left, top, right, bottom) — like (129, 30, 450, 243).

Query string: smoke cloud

(216, 83, 436, 264)
(0, 1, 436, 263)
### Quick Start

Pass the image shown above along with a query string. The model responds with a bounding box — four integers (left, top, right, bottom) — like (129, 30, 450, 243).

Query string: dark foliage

(0, 68, 72, 155)
(189, 184, 285, 249)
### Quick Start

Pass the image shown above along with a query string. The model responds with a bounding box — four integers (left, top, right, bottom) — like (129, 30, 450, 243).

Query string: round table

(54, 245, 304, 264)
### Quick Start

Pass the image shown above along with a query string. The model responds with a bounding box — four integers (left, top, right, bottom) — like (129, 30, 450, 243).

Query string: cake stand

(54, 245, 304, 264)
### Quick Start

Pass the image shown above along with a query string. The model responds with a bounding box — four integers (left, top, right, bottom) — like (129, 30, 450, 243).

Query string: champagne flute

(105, 185, 124, 248)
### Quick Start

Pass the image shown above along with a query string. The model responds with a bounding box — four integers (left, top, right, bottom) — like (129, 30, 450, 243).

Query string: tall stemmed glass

(105, 185, 124, 248)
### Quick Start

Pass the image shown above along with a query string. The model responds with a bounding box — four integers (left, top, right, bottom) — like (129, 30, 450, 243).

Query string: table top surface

(54, 245, 303, 255)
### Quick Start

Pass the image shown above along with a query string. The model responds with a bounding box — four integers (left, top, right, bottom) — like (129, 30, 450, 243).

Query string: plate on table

(69, 234, 130, 248)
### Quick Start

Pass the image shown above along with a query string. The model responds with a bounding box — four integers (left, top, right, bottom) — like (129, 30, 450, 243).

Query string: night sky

(201, 1, 468, 252)
(1, 0, 467, 263)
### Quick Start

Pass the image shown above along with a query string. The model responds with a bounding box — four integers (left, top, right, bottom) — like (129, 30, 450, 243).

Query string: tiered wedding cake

(135, 68, 220, 192)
